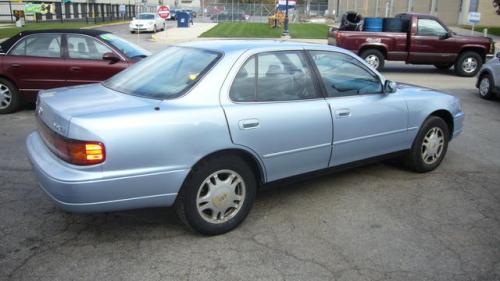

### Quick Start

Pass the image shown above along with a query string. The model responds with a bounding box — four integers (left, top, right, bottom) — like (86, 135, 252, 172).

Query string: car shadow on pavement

(381, 67, 459, 76)
(41, 162, 413, 239)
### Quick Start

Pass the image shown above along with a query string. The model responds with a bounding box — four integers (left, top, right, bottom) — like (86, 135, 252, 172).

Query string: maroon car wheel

(0, 78, 20, 114)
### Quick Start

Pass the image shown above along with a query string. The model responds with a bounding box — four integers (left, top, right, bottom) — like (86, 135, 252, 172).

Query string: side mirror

(439, 32, 450, 40)
(102, 52, 120, 64)
(384, 80, 397, 94)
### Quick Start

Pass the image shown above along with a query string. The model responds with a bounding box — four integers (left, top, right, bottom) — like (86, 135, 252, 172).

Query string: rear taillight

(37, 119, 106, 165)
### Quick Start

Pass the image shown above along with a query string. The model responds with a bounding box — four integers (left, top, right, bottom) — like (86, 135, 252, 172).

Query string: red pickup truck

(328, 13, 496, 77)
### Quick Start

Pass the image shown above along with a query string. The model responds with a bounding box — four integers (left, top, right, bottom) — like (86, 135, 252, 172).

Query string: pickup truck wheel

(360, 49, 385, 71)
(404, 116, 449, 173)
(434, 64, 453, 70)
(478, 73, 495, 100)
(455, 51, 482, 77)
(175, 155, 256, 235)
(0, 78, 21, 114)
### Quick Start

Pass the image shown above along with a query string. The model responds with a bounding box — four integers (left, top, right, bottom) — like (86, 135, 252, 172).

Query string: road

(1, 25, 499, 281)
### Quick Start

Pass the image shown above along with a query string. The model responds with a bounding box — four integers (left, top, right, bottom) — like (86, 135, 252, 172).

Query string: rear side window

(10, 34, 62, 58)
(230, 51, 318, 102)
(230, 57, 256, 102)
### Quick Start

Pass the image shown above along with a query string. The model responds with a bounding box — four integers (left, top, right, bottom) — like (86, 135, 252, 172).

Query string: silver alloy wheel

(196, 169, 246, 224)
(0, 83, 12, 110)
(365, 55, 380, 69)
(479, 76, 491, 97)
(421, 127, 445, 165)
(462, 57, 478, 74)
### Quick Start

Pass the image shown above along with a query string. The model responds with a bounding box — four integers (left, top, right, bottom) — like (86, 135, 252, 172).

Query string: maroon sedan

(0, 29, 150, 114)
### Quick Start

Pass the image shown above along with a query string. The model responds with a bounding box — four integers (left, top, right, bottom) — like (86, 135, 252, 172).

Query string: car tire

(478, 73, 495, 100)
(434, 63, 453, 70)
(360, 49, 385, 71)
(404, 116, 449, 173)
(175, 155, 257, 235)
(0, 78, 21, 114)
(454, 51, 482, 77)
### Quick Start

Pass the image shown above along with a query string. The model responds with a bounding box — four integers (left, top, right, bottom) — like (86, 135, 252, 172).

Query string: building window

(469, 0, 479, 12)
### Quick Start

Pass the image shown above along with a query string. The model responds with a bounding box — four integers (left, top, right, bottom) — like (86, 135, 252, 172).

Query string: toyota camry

(26, 40, 464, 235)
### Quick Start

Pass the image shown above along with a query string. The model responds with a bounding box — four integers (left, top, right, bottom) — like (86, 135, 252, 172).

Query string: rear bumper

(453, 111, 465, 139)
(129, 26, 154, 32)
(26, 132, 189, 213)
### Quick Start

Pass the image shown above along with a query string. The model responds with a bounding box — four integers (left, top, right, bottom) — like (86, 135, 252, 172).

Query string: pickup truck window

(417, 19, 447, 36)
(309, 51, 382, 97)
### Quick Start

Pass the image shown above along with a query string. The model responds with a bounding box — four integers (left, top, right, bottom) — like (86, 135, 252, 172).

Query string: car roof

(0, 29, 109, 53)
(177, 39, 345, 55)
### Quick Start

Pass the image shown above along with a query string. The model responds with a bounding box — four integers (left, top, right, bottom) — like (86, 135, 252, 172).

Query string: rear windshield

(137, 14, 155, 19)
(103, 47, 221, 99)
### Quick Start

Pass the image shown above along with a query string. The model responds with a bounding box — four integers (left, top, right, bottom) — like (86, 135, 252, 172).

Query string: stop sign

(158, 6, 170, 19)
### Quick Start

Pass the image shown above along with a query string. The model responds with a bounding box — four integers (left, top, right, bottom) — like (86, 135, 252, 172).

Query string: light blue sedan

(26, 40, 464, 235)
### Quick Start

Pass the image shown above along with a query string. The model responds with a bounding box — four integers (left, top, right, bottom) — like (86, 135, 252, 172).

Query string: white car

(129, 13, 166, 33)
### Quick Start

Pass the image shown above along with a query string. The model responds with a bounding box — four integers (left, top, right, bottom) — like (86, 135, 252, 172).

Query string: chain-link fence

(202, 2, 328, 23)
(0, 0, 136, 23)
(329, 0, 460, 25)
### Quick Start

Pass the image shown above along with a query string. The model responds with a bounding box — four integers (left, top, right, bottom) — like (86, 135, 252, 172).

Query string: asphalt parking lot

(1, 25, 500, 281)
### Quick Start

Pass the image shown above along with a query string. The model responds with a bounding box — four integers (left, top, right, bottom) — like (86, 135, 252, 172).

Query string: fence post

(60, 1, 64, 23)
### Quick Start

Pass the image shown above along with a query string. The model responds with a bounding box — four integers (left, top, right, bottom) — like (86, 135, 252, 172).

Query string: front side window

(10, 34, 61, 58)
(104, 46, 220, 99)
(417, 19, 447, 36)
(310, 51, 382, 97)
(230, 51, 317, 102)
(67, 34, 114, 60)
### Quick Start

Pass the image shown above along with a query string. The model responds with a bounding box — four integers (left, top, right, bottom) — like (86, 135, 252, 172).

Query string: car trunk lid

(36, 83, 160, 138)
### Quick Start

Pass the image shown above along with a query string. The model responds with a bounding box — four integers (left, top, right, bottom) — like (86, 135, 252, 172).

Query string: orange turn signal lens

(85, 143, 104, 161)
(38, 118, 106, 165)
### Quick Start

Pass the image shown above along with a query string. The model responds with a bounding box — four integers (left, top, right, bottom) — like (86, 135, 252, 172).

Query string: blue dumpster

(176, 11, 191, 28)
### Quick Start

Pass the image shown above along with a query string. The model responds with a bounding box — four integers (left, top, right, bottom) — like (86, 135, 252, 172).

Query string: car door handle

(10, 63, 21, 68)
(70, 66, 81, 72)
(238, 119, 260, 130)
(335, 109, 351, 118)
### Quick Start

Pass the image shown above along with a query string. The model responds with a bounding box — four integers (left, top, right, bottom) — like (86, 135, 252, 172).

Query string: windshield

(98, 33, 150, 59)
(137, 14, 155, 19)
(103, 47, 221, 99)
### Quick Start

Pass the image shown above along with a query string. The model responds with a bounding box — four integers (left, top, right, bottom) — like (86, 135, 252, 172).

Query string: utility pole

(282, 0, 289, 36)
(430, 0, 437, 15)
(336, 0, 340, 21)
